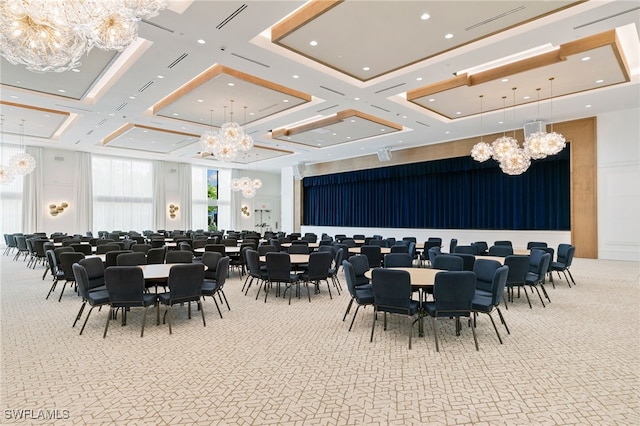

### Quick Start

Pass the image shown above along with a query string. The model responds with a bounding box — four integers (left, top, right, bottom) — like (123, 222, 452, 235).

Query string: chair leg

(567, 269, 576, 286)
(103, 307, 113, 338)
(46, 279, 58, 300)
(167, 306, 173, 334)
(42, 266, 49, 280)
(141, 306, 148, 337)
(57, 281, 69, 302)
(212, 295, 223, 319)
(531, 285, 546, 307)
(540, 283, 551, 302)
(430, 317, 439, 352)
(220, 289, 230, 310)
(343, 298, 354, 321)
(370, 308, 377, 343)
(523, 287, 532, 308)
(348, 305, 362, 332)
(496, 307, 510, 335)
(73, 301, 87, 328)
(198, 301, 206, 326)
(485, 312, 503, 344)
(470, 316, 479, 351)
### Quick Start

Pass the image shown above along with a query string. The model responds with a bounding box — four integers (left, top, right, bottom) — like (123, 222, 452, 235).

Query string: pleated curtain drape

(73, 152, 93, 235)
(21, 146, 43, 233)
(303, 149, 570, 230)
(153, 160, 166, 231)
(178, 163, 192, 230)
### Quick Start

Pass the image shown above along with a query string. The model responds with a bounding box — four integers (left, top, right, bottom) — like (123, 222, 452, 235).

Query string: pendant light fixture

(470, 95, 493, 162)
(9, 119, 37, 176)
(499, 87, 530, 175)
(541, 77, 566, 155)
(491, 96, 518, 163)
(524, 88, 548, 160)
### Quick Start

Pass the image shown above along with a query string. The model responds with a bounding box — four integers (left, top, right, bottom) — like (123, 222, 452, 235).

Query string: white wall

(597, 107, 640, 261)
(41, 149, 75, 235)
(280, 167, 295, 234)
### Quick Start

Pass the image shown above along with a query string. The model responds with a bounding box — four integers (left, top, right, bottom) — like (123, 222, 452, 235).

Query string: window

(192, 166, 218, 231)
(92, 155, 152, 232)
(0, 144, 24, 237)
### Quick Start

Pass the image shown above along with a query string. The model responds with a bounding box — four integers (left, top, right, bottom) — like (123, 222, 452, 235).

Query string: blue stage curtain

(303, 148, 570, 230)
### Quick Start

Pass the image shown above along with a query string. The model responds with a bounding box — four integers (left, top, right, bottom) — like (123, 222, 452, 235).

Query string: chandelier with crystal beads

(199, 102, 254, 162)
(0, 0, 169, 73)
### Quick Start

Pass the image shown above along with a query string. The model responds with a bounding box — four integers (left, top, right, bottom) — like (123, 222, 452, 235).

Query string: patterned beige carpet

(1, 253, 638, 425)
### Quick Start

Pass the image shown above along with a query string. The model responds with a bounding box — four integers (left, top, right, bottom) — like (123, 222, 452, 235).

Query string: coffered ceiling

(1, 0, 638, 173)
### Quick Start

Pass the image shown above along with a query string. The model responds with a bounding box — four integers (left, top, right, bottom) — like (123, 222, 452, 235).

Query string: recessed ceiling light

(197, 99, 204, 103)
(596, 79, 604, 83)
(350, 119, 356, 123)
(129, 96, 136, 100)
(445, 131, 450, 134)
(456, 112, 461, 115)
(309, 40, 318, 46)
(501, 78, 509, 82)
(227, 82, 234, 86)
(362, 66, 370, 71)
(10, 95, 17, 99)
(44, 114, 50, 117)
(72, 69, 80, 73)
(347, 136, 351, 139)
(421, 13, 430, 20)
(585, 104, 592, 108)
(402, 115, 407, 119)
(283, 99, 288, 103)
(582, 56, 591, 61)
(445, 33, 454, 39)
(416, 77, 423, 81)
(293, 75, 299, 79)
(380, 128, 386, 132)
(498, 121, 503, 124)
(58, 89, 66, 93)
(428, 98, 435, 102)
(157, 75, 164, 79)
(523, 96, 530, 100)
(197, 39, 206, 44)
(249, 112, 255, 115)
(172, 113, 179, 116)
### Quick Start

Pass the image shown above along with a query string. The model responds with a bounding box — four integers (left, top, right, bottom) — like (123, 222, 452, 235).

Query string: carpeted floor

(1, 252, 638, 425)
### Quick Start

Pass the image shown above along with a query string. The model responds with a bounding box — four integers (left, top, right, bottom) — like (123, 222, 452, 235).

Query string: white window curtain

(178, 162, 192, 230)
(153, 160, 166, 232)
(21, 146, 43, 233)
(0, 143, 24, 237)
(191, 165, 208, 231)
(92, 155, 153, 233)
(73, 152, 93, 235)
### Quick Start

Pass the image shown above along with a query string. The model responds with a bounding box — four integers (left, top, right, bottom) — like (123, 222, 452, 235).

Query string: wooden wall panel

(301, 117, 598, 258)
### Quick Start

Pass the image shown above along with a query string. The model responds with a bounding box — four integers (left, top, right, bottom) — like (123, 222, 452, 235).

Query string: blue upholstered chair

(342, 260, 374, 332)
(472, 265, 509, 344)
(550, 244, 576, 287)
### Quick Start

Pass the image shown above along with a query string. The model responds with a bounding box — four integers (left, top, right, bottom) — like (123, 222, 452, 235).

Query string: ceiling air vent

(139, 81, 154, 92)
(217, 4, 248, 29)
(374, 83, 405, 94)
(116, 102, 128, 111)
(230, 53, 269, 68)
(167, 53, 188, 69)
(319, 86, 345, 96)
(466, 6, 525, 31)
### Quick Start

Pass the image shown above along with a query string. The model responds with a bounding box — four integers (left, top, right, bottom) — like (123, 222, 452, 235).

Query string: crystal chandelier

(9, 120, 36, 176)
(470, 95, 493, 162)
(231, 176, 262, 199)
(0, 0, 169, 73)
(540, 78, 566, 156)
(199, 102, 254, 162)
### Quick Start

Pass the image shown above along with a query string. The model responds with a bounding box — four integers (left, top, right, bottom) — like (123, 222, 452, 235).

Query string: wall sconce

(49, 202, 68, 216)
(241, 205, 251, 217)
(169, 204, 179, 219)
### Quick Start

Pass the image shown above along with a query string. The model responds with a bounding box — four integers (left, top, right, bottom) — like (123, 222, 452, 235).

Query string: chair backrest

(488, 245, 514, 257)
(70, 243, 92, 255)
(473, 259, 502, 293)
(369, 239, 386, 247)
(146, 247, 166, 264)
(433, 254, 463, 271)
(105, 250, 133, 267)
(342, 238, 356, 248)
(427, 246, 442, 265)
(371, 269, 412, 312)
(72, 263, 92, 300)
(59, 252, 86, 280)
(104, 266, 146, 307)
(215, 256, 230, 288)
(288, 244, 310, 254)
(305, 251, 333, 280)
(360, 245, 382, 268)
(556, 243, 572, 264)
(201, 251, 223, 279)
(96, 243, 122, 254)
(179, 241, 193, 252)
(165, 250, 193, 264)
(221, 238, 238, 247)
(116, 252, 147, 266)
(32, 239, 48, 256)
(473, 241, 488, 255)
(15, 236, 27, 250)
(449, 238, 458, 253)
(428, 237, 443, 245)
(353, 234, 366, 240)
(454, 245, 476, 254)
(166, 263, 205, 303)
(257, 245, 278, 256)
(131, 243, 151, 254)
(433, 271, 476, 316)
(45, 249, 59, 275)
(348, 255, 370, 283)
(331, 248, 345, 274)
(383, 253, 413, 268)
(402, 236, 417, 244)
(528, 250, 550, 278)
(453, 253, 476, 271)
(266, 252, 292, 281)
(317, 245, 337, 258)
(384, 237, 396, 247)
(504, 255, 530, 285)
(342, 260, 358, 298)
(53, 246, 74, 263)
(78, 256, 106, 290)
(564, 245, 576, 267)
(489, 266, 509, 305)
(494, 240, 513, 247)
(245, 249, 262, 278)
(527, 241, 548, 249)
(390, 245, 409, 254)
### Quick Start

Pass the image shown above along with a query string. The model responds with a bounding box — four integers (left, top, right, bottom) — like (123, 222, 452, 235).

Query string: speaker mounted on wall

(377, 147, 392, 162)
